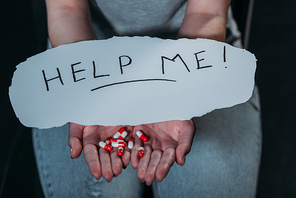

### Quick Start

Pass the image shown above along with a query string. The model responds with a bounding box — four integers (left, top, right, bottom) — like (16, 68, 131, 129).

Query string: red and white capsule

(138, 147, 144, 158)
(99, 141, 113, 151)
(118, 147, 124, 157)
(136, 131, 148, 142)
(128, 138, 134, 149)
(109, 138, 124, 144)
(118, 131, 128, 140)
(111, 141, 127, 148)
(113, 127, 127, 139)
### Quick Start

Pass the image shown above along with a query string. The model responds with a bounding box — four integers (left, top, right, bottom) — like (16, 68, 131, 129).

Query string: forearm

(178, 0, 231, 42)
(46, 0, 97, 48)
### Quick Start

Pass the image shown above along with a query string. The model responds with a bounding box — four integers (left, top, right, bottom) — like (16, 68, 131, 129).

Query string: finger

(121, 149, 131, 168)
(145, 149, 162, 186)
(110, 147, 123, 176)
(121, 126, 133, 168)
(68, 122, 84, 158)
(176, 120, 195, 166)
(99, 147, 114, 182)
(137, 145, 152, 182)
(175, 144, 190, 166)
(156, 148, 175, 182)
(131, 134, 143, 169)
(83, 144, 101, 180)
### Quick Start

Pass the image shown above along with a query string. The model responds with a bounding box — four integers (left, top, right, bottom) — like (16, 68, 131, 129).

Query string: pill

(118, 131, 128, 140)
(136, 131, 148, 142)
(99, 141, 112, 151)
(105, 137, 111, 144)
(128, 138, 134, 149)
(138, 147, 144, 157)
(109, 138, 124, 144)
(113, 127, 127, 139)
(118, 147, 124, 157)
(112, 141, 127, 148)
(118, 127, 125, 133)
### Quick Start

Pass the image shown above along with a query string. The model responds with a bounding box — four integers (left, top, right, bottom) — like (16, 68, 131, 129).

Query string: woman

(33, 0, 261, 197)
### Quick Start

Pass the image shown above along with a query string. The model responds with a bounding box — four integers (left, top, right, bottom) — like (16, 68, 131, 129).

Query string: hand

(131, 120, 195, 185)
(68, 123, 134, 181)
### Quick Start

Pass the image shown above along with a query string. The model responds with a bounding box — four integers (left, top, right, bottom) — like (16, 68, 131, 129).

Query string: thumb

(176, 120, 195, 165)
(68, 122, 84, 158)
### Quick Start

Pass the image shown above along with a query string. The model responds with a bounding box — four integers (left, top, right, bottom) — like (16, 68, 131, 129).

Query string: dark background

(1, 0, 296, 197)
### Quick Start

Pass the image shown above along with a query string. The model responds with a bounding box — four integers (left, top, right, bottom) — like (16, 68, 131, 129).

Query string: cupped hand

(68, 123, 134, 181)
(131, 119, 195, 185)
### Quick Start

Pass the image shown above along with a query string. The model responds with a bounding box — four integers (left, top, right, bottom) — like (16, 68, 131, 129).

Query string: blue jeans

(33, 87, 261, 198)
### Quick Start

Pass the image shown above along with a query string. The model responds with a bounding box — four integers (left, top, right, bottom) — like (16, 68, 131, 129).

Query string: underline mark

(91, 78, 177, 91)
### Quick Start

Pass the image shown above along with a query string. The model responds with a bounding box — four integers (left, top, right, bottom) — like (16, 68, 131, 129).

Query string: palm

(69, 123, 134, 181)
(82, 125, 124, 146)
(131, 120, 195, 185)
(137, 121, 184, 148)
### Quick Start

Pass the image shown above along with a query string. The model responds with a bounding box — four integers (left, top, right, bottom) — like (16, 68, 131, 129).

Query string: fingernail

(70, 148, 73, 159)
(183, 156, 186, 165)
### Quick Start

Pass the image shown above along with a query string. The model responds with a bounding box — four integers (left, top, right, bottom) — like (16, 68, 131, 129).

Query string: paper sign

(9, 37, 256, 129)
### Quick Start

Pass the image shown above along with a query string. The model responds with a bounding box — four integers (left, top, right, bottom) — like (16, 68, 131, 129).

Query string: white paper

(9, 36, 256, 129)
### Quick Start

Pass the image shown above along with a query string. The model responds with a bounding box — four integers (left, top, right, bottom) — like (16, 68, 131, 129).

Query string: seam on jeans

(35, 131, 54, 198)
(85, 175, 103, 198)
(248, 101, 260, 112)
(250, 86, 261, 112)
(247, 91, 260, 112)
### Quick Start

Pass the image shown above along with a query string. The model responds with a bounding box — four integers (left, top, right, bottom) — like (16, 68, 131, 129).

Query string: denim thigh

(32, 125, 145, 198)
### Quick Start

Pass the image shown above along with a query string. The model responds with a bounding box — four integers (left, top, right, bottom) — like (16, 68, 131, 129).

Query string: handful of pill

(98, 127, 148, 157)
